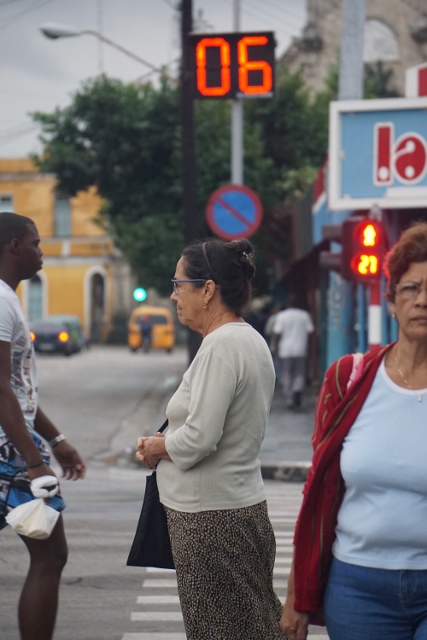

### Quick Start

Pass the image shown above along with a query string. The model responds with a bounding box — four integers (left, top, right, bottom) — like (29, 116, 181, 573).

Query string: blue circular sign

(206, 184, 263, 240)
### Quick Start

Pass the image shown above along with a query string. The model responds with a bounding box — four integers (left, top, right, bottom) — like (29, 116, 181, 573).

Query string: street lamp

(40, 22, 176, 82)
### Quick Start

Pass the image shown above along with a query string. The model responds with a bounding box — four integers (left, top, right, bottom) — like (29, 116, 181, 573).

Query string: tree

(33, 75, 184, 294)
(32, 71, 332, 296)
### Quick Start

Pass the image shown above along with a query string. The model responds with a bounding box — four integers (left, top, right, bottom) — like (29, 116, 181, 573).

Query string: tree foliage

(32, 70, 332, 295)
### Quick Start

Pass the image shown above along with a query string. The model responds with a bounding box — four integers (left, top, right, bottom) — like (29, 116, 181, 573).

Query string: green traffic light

(133, 287, 147, 302)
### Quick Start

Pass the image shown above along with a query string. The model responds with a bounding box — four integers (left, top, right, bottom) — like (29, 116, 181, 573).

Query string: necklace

(394, 352, 424, 402)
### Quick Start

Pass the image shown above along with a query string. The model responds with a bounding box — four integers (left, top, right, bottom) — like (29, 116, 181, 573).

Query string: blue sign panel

(329, 97, 427, 210)
(206, 184, 263, 240)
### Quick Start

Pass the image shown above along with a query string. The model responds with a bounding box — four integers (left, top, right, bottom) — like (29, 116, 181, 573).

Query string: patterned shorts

(0, 432, 66, 531)
(164, 501, 286, 640)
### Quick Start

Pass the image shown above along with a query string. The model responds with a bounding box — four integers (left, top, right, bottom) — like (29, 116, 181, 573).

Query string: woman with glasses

(136, 237, 285, 639)
(281, 221, 427, 640)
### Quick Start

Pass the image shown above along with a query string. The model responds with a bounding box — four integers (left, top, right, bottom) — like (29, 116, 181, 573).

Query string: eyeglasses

(171, 278, 206, 294)
(395, 282, 427, 300)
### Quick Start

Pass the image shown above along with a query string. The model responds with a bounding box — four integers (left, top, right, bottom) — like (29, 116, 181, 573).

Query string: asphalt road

(0, 345, 325, 640)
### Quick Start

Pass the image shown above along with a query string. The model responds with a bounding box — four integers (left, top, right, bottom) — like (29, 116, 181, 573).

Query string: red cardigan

(293, 343, 394, 615)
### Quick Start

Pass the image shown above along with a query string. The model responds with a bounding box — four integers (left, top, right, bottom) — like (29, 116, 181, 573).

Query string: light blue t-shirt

(333, 357, 427, 570)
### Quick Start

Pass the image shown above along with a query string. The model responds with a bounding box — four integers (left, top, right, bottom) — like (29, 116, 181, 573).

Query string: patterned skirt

(0, 432, 66, 530)
(164, 501, 286, 640)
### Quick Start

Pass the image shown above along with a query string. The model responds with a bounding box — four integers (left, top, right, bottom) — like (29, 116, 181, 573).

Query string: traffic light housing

(342, 218, 385, 283)
(320, 217, 386, 283)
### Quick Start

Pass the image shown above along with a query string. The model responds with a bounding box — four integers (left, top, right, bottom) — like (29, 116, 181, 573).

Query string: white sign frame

(328, 97, 427, 210)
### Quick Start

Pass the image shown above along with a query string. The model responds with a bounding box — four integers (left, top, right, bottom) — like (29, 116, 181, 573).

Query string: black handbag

(126, 419, 175, 569)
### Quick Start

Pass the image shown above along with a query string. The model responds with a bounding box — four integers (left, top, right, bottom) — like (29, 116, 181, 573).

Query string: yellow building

(0, 158, 134, 341)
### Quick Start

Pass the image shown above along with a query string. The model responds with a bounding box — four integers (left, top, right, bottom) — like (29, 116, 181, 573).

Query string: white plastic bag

(5, 498, 60, 539)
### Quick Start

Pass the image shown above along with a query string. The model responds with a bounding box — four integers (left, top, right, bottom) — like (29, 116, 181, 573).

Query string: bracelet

(49, 434, 66, 448)
(28, 460, 44, 469)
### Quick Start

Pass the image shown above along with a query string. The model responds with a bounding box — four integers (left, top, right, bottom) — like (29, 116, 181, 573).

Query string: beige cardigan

(157, 322, 275, 512)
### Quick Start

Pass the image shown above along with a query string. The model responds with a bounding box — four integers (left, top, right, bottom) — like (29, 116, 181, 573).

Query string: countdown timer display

(188, 31, 275, 99)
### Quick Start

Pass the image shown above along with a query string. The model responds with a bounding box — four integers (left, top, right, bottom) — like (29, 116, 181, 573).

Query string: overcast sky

(0, 0, 306, 157)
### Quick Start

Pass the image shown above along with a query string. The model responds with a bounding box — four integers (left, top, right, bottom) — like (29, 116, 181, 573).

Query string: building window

(0, 194, 14, 212)
(364, 20, 399, 63)
(54, 196, 71, 237)
(28, 275, 43, 322)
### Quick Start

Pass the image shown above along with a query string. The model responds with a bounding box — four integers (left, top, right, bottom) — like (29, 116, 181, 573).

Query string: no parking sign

(206, 184, 263, 240)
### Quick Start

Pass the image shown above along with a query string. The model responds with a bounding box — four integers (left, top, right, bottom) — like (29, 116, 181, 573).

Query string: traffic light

(342, 218, 385, 283)
(133, 287, 147, 302)
(320, 217, 386, 283)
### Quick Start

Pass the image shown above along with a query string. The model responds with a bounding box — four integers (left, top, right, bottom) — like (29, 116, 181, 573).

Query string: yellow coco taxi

(128, 306, 175, 353)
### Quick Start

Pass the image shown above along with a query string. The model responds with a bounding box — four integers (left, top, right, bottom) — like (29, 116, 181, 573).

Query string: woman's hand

(280, 594, 310, 640)
(136, 433, 171, 468)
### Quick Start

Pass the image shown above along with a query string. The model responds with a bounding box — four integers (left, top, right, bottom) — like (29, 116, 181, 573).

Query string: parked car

(30, 315, 86, 356)
(44, 315, 88, 350)
(128, 306, 175, 353)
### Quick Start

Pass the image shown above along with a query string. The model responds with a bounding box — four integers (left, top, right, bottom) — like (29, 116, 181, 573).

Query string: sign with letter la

(329, 97, 427, 210)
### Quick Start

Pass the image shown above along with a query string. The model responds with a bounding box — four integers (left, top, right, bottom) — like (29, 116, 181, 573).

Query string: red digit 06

(196, 37, 231, 97)
(237, 36, 272, 95)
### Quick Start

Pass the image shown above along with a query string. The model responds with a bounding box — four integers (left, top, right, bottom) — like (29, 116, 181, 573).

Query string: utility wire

(0, 0, 26, 7)
(245, 0, 304, 33)
(0, 121, 39, 142)
(258, 0, 307, 30)
(160, 0, 177, 8)
(0, 0, 60, 33)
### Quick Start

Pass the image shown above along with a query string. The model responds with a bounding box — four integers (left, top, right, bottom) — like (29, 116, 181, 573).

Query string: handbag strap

(151, 419, 169, 471)
(156, 419, 168, 435)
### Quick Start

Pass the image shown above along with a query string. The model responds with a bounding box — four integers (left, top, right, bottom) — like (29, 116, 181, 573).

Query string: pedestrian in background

(264, 303, 283, 381)
(281, 221, 427, 640)
(136, 238, 285, 639)
(138, 314, 152, 352)
(0, 212, 86, 640)
(272, 295, 314, 408)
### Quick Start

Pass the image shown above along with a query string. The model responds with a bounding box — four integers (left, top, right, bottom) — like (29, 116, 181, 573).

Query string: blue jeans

(324, 558, 427, 640)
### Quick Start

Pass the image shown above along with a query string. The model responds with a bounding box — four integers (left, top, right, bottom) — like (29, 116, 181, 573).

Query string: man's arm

(0, 340, 53, 479)
(34, 407, 86, 480)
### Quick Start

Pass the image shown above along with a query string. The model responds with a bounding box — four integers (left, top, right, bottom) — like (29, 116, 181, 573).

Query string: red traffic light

(342, 218, 385, 282)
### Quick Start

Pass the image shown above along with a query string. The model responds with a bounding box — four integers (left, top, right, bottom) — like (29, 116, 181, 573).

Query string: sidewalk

(260, 385, 317, 482)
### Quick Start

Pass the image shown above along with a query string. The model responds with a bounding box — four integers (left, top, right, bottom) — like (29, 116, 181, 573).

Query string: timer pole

(181, 0, 198, 244)
(231, 0, 243, 185)
(181, 0, 203, 361)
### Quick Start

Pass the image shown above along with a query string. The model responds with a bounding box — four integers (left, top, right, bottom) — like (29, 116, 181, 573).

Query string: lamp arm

(82, 30, 176, 82)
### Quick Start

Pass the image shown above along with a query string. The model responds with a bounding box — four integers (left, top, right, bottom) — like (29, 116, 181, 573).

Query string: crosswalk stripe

(145, 567, 176, 574)
(122, 635, 186, 639)
(131, 612, 183, 621)
(142, 579, 178, 588)
(137, 596, 180, 604)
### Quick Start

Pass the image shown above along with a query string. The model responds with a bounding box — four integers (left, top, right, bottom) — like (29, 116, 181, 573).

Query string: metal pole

(231, 0, 243, 185)
(181, 0, 198, 243)
(181, 0, 202, 361)
(326, 0, 366, 366)
(338, 0, 366, 100)
(368, 204, 383, 350)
